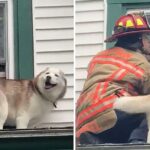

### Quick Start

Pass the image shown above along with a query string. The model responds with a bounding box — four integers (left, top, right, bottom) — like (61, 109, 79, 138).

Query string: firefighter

(76, 13, 150, 144)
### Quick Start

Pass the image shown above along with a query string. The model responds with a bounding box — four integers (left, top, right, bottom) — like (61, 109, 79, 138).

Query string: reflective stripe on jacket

(76, 47, 150, 138)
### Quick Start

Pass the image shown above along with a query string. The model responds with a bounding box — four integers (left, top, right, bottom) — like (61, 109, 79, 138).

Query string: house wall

(32, 0, 74, 128)
(75, 0, 105, 100)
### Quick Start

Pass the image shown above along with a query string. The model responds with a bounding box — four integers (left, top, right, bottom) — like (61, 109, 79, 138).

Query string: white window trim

(7, 0, 14, 79)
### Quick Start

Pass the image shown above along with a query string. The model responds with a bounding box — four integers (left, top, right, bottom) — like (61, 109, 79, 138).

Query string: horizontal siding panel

(33, 0, 73, 127)
(64, 86, 73, 99)
(76, 68, 87, 79)
(66, 74, 73, 87)
(76, 21, 104, 33)
(36, 29, 73, 41)
(35, 7, 73, 18)
(76, 79, 85, 92)
(76, 10, 104, 23)
(35, 17, 73, 29)
(76, 44, 104, 56)
(75, 0, 105, 100)
(36, 51, 73, 63)
(36, 40, 73, 52)
(76, 56, 92, 68)
(35, 0, 73, 7)
(42, 110, 73, 123)
(29, 111, 73, 128)
(76, 33, 104, 45)
(54, 99, 73, 111)
(35, 63, 73, 75)
(76, 0, 104, 11)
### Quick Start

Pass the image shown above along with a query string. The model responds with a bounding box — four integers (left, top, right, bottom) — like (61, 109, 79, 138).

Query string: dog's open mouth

(45, 81, 57, 89)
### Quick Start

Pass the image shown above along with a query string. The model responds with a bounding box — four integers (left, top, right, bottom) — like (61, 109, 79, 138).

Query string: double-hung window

(0, 2, 7, 78)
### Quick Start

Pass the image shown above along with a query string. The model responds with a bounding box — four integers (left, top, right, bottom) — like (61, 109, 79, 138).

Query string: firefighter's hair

(115, 33, 142, 51)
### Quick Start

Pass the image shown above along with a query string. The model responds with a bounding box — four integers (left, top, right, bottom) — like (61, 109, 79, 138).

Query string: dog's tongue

(45, 84, 53, 89)
(45, 82, 56, 89)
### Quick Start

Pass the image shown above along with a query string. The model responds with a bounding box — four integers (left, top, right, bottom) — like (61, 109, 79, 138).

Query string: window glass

(0, 3, 6, 76)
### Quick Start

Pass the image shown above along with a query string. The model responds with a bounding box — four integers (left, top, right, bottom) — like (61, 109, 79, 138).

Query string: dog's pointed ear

(57, 70, 67, 100)
(44, 67, 49, 72)
(59, 70, 65, 78)
(33, 67, 49, 83)
(59, 70, 67, 87)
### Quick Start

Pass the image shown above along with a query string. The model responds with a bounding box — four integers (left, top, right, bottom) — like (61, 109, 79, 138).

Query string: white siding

(32, 0, 73, 128)
(75, 0, 105, 100)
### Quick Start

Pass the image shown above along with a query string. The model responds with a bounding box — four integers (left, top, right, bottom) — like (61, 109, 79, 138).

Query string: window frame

(0, 0, 14, 78)
(13, 0, 34, 79)
(0, 2, 7, 77)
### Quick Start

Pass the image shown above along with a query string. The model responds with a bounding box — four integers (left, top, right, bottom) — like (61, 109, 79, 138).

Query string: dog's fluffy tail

(113, 95, 150, 114)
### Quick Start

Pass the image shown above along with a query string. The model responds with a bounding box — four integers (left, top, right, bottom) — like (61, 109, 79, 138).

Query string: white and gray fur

(0, 67, 67, 129)
(113, 95, 150, 143)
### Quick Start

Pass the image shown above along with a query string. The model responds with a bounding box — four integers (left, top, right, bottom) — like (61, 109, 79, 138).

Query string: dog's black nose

(46, 76, 51, 81)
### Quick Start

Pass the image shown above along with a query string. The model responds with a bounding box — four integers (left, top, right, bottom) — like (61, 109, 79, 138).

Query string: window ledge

(0, 128, 73, 138)
(77, 144, 150, 150)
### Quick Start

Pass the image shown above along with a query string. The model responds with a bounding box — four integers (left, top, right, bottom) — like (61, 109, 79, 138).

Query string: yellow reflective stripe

(126, 20, 134, 27)
(118, 22, 123, 26)
(136, 18, 144, 26)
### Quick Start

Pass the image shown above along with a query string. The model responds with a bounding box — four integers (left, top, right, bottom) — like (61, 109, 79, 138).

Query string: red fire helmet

(105, 13, 150, 42)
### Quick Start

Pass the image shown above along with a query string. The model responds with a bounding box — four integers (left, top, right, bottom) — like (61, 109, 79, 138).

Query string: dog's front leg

(16, 113, 30, 129)
(0, 91, 8, 130)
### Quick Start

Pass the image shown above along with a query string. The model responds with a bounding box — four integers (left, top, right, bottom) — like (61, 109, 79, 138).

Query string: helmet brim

(105, 30, 150, 42)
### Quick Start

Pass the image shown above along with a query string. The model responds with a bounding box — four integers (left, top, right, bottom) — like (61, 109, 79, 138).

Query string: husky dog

(0, 67, 67, 129)
(114, 95, 150, 143)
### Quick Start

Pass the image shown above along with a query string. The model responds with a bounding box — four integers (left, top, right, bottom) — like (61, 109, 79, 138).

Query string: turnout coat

(76, 47, 150, 138)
